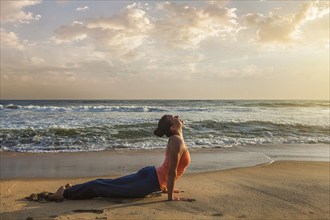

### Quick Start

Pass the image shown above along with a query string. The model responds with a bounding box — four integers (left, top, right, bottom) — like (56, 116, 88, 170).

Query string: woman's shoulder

(168, 135, 185, 151)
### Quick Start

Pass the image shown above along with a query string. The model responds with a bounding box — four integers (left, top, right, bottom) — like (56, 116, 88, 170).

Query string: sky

(0, 0, 329, 100)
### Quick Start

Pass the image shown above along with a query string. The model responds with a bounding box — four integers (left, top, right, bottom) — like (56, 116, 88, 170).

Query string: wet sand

(1, 144, 328, 179)
(1, 161, 329, 220)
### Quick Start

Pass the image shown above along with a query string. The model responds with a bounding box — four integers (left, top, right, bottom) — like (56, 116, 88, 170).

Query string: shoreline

(1, 144, 329, 179)
(1, 160, 329, 220)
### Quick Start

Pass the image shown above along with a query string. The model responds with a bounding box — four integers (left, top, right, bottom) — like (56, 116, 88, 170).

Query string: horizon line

(0, 98, 329, 101)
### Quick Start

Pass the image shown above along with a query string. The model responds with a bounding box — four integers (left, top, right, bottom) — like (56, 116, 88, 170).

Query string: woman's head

(154, 115, 173, 137)
(154, 115, 183, 137)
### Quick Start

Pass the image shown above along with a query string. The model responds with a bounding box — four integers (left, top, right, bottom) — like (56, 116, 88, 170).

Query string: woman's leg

(63, 166, 160, 200)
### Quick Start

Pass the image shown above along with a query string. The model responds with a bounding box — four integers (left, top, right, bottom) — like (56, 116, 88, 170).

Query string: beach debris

(25, 191, 63, 203)
(212, 212, 224, 217)
(72, 209, 104, 214)
(186, 198, 196, 202)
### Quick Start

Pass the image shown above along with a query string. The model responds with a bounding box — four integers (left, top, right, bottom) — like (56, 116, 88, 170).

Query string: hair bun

(154, 128, 164, 137)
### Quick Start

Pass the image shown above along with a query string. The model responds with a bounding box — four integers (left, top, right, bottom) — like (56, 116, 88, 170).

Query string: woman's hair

(154, 115, 173, 137)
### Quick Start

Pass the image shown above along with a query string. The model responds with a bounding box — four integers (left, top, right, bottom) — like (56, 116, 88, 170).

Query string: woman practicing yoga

(50, 115, 193, 202)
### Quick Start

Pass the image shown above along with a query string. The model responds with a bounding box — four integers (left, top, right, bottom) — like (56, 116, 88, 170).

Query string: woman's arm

(167, 136, 181, 201)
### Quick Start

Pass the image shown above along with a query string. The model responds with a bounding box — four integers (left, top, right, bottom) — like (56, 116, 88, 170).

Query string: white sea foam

(6, 104, 171, 113)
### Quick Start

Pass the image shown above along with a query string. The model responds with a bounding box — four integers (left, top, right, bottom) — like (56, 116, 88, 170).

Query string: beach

(1, 145, 329, 220)
(1, 100, 329, 219)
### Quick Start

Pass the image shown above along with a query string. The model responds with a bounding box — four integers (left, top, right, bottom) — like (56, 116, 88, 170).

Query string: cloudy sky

(1, 0, 329, 100)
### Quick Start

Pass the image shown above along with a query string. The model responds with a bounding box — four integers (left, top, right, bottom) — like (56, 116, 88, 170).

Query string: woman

(50, 115, 193, 202)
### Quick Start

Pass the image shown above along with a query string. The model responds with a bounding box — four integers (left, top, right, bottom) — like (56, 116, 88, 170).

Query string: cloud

(50, 2, 248, 81)
(76, 6, 89, 12)
(299, 12, 329, 46)
(0, 0, 42, 24)
(294, 1, 329, 44)
(53, 2, 243, 54)
(1, 32, 119, 87)
(154, 2, 242, 49)
(0, 29, 25, 50)
(242, 1, 329, 44)
(53, 3, 151, 58)
(53, 21, 88, 43)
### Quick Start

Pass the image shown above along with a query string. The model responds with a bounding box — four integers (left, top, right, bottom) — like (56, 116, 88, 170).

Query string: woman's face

(168, 115, 184, 129)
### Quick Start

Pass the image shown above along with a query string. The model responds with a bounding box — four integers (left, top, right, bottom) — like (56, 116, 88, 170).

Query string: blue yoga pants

(63, 166, 161, 200)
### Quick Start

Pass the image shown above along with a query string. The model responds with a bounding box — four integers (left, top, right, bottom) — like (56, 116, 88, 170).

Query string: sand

(1, 160, 329, 220)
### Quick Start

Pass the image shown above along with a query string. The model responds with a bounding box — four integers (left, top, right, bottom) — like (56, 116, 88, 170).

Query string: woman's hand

(168, 197, 196, 202)
(162, 189, 184, 194)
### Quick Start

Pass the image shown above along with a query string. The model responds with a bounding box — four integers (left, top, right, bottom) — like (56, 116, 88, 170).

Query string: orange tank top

(156, 145, 190, 191)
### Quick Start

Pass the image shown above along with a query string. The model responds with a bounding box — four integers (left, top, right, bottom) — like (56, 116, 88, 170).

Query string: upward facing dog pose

(50, 115, 194, 202)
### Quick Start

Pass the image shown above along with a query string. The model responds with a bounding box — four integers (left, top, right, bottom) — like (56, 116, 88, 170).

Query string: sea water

(0, 100, 329, 153)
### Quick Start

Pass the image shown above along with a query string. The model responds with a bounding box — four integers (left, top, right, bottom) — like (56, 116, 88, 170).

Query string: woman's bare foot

(65, 183, 72, 189)
(49, 186, 65, 201)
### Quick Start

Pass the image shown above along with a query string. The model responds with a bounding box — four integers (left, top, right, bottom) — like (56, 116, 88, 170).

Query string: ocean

(0, 100, 329, 153)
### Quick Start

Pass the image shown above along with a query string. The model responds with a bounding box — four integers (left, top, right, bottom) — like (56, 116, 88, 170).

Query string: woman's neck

(171, 130, 183, 138)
